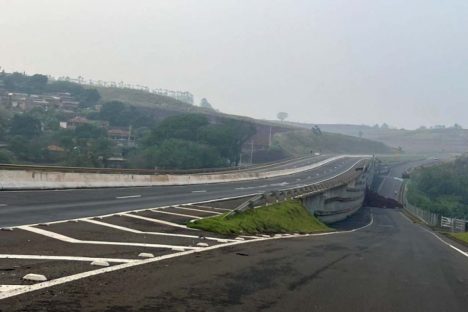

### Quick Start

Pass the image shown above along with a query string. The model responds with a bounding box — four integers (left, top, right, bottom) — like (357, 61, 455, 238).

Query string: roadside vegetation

(407, 155, 468, 218)
(0, 71, 256, 169)
(448, 232, 468, 244)
(188, 200, 330, 235)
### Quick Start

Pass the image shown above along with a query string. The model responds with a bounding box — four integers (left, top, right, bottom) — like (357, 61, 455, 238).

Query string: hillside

(288, 123, 468, 154)
(273, 130, 394, 155)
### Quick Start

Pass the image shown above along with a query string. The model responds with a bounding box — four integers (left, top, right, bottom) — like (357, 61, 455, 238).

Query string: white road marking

(191, 190, 207, 193)
(0, 285, 26, 293)
(401, 213, 468, 260)
(0, 254, 134, 263)
(122, 213, 194, 229)
(0, 212, 374, 300)
(169, 206, 222, 215)
(116, 195, 142, 199)
(150, 209, 202, 219)
(188, 205, 231, 212)
(0, 204, 7, 207)
(18, 226, 202, 250)
(84, 219, 233, 242)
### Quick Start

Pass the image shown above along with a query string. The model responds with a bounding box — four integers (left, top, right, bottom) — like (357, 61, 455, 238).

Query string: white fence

(404, 195, 467, 232)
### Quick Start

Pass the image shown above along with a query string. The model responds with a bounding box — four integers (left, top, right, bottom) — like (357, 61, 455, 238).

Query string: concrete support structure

(301, 158, 374, 223)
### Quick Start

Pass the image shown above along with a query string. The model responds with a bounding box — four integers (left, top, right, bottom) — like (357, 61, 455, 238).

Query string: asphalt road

(0, 156, 362, 227)
(3, 207, 468, 311)
(377, 158, 439, 201)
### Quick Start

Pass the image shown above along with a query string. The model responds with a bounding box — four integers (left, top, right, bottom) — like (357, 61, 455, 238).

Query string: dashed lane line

(116, 195, 142, 199)
(84, 219, 233, 243)
(18, 226, 202, 251)
(150, 209, 202, 219)
(0, 254, 135, 263)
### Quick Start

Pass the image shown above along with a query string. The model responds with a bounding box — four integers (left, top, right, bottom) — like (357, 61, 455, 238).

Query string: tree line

(407, 156, 468, 218)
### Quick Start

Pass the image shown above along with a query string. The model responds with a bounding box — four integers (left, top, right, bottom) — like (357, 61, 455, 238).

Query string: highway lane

(4, 208, 468, 311)
(377, 158, 439, 201)
(0, 156, 364, 227)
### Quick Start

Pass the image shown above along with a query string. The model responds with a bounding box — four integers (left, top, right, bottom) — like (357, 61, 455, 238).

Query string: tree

(144, 139, 224, 169)
(145, 114, 210, 145)
(199, 98, 213, 109)
(9, 114, 42, 138)
(312, 125, 322, 135)
(277, 112, 288, 122)
(358, 130, 363, 138)
(79, 89, 101, 108)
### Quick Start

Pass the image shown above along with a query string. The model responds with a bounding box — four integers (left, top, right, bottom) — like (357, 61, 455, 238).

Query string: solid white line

(399, 211, 468, 260)
(84, 219, 234, 242)
(420, 227, 468, 259)
(0, 285, 26, 293)
(188, 205, 231, 211)
(18, 226, 202, 250)
(169, 206, 222, 215)
(0, 254, 135, 263)
(122, 213, 195, 229)
(0, 212, 374, 300)
(150, 209, 202, 219)
(116, 195, 142, 199)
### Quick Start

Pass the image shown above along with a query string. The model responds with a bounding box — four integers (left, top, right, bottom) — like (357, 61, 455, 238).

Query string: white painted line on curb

(0, 254, 135, 263)
(116, 195, 142, 199)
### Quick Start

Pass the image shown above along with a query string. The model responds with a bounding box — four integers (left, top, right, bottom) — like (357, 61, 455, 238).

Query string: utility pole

(268, 126, 272, 147)
(250, 140, 254, 164)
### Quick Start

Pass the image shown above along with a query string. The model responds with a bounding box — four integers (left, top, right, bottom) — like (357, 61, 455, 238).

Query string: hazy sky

(1, 0, 467, 129)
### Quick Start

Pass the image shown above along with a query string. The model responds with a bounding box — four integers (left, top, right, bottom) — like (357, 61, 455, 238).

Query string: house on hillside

(67, 116, 90, 129)
(107, 127, 135, 146)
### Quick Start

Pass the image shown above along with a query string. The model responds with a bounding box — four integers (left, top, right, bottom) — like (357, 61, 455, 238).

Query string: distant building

(67, 116, 90, 129)
(108, 127, 135, 144)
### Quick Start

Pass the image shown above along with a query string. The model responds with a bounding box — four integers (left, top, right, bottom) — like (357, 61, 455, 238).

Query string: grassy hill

(273, 130, 394, 155)
(288, 123, 468, 154)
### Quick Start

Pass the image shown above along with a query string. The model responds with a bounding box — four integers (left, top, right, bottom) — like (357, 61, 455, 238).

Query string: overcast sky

(1, 0, 467, 129)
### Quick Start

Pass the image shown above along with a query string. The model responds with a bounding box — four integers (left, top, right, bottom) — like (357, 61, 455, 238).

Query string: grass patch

(187, 200, 330, 235)
(449, 232, 468, 244)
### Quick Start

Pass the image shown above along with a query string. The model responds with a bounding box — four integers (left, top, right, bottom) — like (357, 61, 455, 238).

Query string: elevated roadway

(0, 156, 365, 227)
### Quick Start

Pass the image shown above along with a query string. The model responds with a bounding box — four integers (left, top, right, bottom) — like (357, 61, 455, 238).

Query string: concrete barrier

(0, 155, 370, 190)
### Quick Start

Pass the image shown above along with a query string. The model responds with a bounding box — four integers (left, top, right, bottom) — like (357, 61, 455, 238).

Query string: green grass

(187, 200, 330, 235)
(449, 232, 468, 244)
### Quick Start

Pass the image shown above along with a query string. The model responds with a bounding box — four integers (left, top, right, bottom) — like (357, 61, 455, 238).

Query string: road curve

(3, 207, 468, 311)
(0, 156, 364, 227)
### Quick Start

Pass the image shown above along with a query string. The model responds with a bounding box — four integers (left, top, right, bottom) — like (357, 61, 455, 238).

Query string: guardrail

(0, 154, 316, 176)
(229, 158, 369, 215)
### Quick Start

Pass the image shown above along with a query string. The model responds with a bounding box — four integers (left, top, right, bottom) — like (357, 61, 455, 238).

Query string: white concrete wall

(0, 155, 370, 190)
